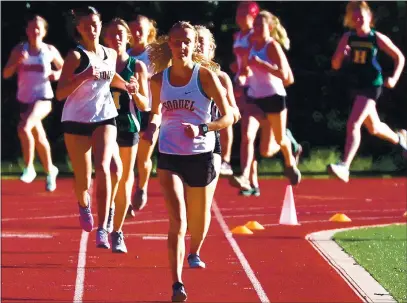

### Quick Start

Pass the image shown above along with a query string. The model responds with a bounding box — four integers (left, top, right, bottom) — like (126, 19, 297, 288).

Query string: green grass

(333, 224, 407, 303)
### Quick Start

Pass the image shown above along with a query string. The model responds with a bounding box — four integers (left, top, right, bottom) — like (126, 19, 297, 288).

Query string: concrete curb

(306, 223, 404, 303)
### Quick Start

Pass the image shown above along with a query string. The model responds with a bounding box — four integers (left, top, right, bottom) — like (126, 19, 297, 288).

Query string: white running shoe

(220, 161, 233, 176)
(328, 163, 350, 183)
(20, 166, 37, 183)
(46, 166, 59, 192)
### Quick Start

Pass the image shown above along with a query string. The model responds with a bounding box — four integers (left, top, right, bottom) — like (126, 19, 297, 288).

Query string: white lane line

(73, 231, 89, 303)
(262, 215, 401, 227)
(126, 233, 169, 238)
(138, 234, 195, 240)
(2, 214, 78, 222)
(212, 200, 270, 303)
(142, 236, 168, 240)
(124, 218, 168, 225)
(1, 232, 54, 238)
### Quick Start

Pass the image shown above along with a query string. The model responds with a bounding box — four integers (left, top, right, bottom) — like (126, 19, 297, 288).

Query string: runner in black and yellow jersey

(328, 1, 406, 183)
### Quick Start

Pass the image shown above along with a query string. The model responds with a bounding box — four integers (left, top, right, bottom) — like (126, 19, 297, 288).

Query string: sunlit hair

(131, 14, 158, 45)
(195, 25, 217, 60)
(66, 6, 101, 41)
(343, 1, 374, 29)
(258, 10, 290, 51)
(148, 21, 220, 74)
(103, 18, 132, 47)
(26, 15, 49, 34)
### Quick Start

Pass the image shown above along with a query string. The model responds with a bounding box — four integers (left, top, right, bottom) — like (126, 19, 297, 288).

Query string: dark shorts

(214, 131, 221, 155)
(62, 118, 117, 137)
(157, 151, 216, 187)
(140, 111, 151, 132)
(117, 131, 140, 147)
(249, 95, 287, 114)
(18, 99, 52, 116)
(350, 86, 382, 101)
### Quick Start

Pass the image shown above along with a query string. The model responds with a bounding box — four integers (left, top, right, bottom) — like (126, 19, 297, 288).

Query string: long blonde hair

(195, 25, 217, 60)
(148, 21, 219, 74)
(258, 10, 290, 51)
(343, 1, 374, 29)
(130, 14, 158, 46)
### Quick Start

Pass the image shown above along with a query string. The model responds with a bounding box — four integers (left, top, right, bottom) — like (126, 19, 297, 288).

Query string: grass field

(334, 224, 407, 303)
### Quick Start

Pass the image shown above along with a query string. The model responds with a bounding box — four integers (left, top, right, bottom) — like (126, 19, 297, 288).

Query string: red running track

(1, 177, 406, 302)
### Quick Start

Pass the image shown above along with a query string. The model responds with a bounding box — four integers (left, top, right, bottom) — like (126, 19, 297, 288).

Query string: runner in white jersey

(245, 10, 301, 185)
(229, 1, 268, 193)
(3, 15, 63, 191)
(213, 1, 259, 180)
(56, 6, 138, 250)
(230, 5, 303, 192)
(169, 24, 240, 271)
(144, 21, 233, 302)
(231, 1, 259, 87)
(128, 14, 159, 213)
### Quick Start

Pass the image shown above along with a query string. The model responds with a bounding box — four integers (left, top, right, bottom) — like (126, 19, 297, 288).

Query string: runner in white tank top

(159, 64, 215, 155)
(247, 39, 287, 98)
(3, 15, 63, 191)
(219, 6, 256, 177)
(244, 10, 301, 186)
(231, 1, 259, 87)
(145, 21, 234, 302)
(61, 44, 117, 123)
(56, 6, 138, 249)
(232, 29, 253, 84)
(231, 2, 279, 193)
(17, 42, 54, 104)
(128, 14, 159, 212)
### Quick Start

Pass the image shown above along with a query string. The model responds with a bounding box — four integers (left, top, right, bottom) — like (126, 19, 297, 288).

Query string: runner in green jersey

(328, 1, 406, 183)
(111, 56, 141, 139)
(346, 29, 383, 90)
(104, 18, 149, 253)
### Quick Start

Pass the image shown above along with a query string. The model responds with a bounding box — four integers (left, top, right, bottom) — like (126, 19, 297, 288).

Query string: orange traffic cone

(279, 185, 300, 225)
(329, 213, 352, 222)
(231, 225, 253, 235)
(245, 221, 265, 231)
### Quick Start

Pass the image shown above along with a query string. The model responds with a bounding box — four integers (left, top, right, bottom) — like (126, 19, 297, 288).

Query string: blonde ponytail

(148, 21, 220, 75)
(147, 18, 158, 44)
(147, 35, 172, 75)
(258, 10, 290, 51)
(270, 15, 290, 50)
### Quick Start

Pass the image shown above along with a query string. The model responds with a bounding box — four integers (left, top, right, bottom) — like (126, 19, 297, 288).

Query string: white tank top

(233, 29, 253, 82)
(61, 45, 117, 123)
(159, 64, 215, 155)
(128, 48, 153, 110)
(247, 40, 286, 98)
(17, 42, 54, 104)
